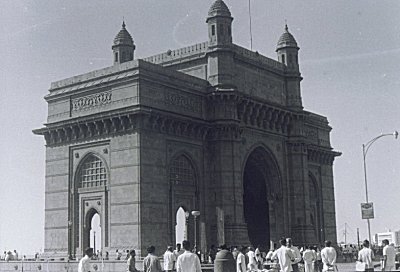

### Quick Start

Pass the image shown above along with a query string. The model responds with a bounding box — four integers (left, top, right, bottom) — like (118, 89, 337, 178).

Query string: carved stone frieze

(71, 91, 112, 111)
(164, 91, 202, 113)
(237, 97, 293, 134)
(287, 142, 308, 154)
(41, 112, 139, 146)
(308, 147, 341, 165)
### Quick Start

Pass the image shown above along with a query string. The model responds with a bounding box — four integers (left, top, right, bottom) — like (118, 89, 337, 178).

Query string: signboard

(361, 202, 374, 219)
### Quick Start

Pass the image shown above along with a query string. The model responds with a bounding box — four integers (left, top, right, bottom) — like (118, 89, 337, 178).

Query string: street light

(184, 211, 190, 241)
(362, 131, 398, 243)
(191, 211, 200, 253)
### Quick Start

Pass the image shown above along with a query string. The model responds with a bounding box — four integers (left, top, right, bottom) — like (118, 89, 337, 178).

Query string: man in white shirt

(382, 239, 396, 271)
(302, 245, 315, 272)
(358, 240, 374, 272)
(287, 238, 302, 272)
(321, 240, 336, 272)
(163, 246, 176, 272)
(176, 240, 201, 272)
(236, 246, 247, 272)
(272, 238, 295, 272)
(173, 243, 184, 259)
(78, 247, 94, 272)
(246, 247, 257, 270)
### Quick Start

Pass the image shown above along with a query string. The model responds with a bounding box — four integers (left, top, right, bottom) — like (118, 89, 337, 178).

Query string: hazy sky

(1, 0, 400, 254)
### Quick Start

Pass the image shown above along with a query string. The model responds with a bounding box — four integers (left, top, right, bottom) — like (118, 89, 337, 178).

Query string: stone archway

(169, 154, 198, 246)
(243, 146, 282, 249)
(72, 153, 108, 257)
(83, 208, 101, 252)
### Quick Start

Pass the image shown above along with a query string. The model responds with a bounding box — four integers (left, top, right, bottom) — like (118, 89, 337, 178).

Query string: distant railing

(231, 44, 286, 72)
(143, 42, 209, 65)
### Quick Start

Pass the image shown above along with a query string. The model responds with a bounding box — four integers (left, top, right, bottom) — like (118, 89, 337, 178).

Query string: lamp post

(93, 230, 96, 253)
(67, 220, 72, 260)
(362, 131, 398, 243)
(184, 211, 190, 241)
(191, 211, 200, 253)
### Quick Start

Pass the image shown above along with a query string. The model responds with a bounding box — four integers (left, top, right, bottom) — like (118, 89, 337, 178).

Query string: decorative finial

(285, 20, 288, 32)
(122, 17, 126, 28)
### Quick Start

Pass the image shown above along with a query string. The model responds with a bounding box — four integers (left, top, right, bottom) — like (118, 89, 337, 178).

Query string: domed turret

(112, 21, 135, 65)
(276, 24, 298, 51)
(276, 24, 302, 109)
(206, 0, 233, 47)
(276, 24, 299, 70)
(207, 0, 231, 18)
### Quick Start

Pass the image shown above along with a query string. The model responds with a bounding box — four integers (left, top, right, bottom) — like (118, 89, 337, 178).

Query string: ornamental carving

(164, 91, 201, 113)
(71, 91, 112, 111)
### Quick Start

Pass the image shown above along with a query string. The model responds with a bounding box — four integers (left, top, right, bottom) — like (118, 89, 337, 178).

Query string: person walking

(321, 240, 336, 272)
(163, 246, 176, 272)
(173, 243, 184, 259)
(208, 245, 217, 264)
(272, 238, 295, 272)
(382, 239, 396, 271)
(78, 247, 94, 272)
(176, 240, 201, 272)
(246, 246, 257, 271)
(303, 245, 316, 272)
(357, 240, 374, 272)
(287, 238, 302, 272)
(143, 246, 162, 272)
(236, 246, 247, 272)
(126, 249, 138, 272)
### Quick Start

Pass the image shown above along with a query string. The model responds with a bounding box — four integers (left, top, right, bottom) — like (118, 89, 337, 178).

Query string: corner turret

(206, 0, 233, 47)
(276, 24, 299, 72)
(112, 21, 135, 65)
(276, 24, 302, 109)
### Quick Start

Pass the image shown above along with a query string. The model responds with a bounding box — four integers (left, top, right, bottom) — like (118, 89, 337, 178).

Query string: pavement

(336, 261, 382, 272)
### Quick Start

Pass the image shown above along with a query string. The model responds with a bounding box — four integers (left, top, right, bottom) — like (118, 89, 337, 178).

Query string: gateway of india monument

(34, 0, 340, 259)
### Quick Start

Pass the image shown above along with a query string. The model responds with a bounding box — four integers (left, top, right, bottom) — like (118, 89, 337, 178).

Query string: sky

(1, 0, 400, 255)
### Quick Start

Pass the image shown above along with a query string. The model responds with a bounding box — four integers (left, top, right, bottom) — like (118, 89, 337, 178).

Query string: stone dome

(208, 0, 231, 18)
(276, 24, 298, 50)
(113, 21, 134, 46)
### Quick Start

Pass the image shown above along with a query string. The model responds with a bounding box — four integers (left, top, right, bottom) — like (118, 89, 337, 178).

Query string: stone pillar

(321, 163, 337, 243)
(286, 141, 310, 244)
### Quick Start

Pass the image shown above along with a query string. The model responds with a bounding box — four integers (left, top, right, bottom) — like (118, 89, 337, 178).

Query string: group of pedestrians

(78, 240, 201, 272)
(236, 238, 336, 272)
(1, 250, 18, 261)
(357, 238, 397, 272)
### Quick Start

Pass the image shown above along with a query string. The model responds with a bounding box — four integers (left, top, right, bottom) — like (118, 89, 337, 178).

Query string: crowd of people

(233, 238, 336, 272)
(77, 237, 338, 272)
(1, 250, 19, 261)
(78, 240, 202, 272)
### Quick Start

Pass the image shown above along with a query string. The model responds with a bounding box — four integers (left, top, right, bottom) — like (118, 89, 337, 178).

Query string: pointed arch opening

(175, 207, 189, 244)
(78, 154, 107, 188)
(90, 213, 102, 253)
(243, 146, 282, 249)
(71, 153, 108, 258)
(169, 153, 198, 247)
(309, 173, 323, 243)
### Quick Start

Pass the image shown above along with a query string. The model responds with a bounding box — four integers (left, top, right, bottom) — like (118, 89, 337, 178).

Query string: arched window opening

(79, 155, 107, 188)
(211, 25, 216, 36)
(115, 52, 119, 62)
(175, 207, 188, 244)
(170, 155, 195, 186)
(281, 54, 286, 64)
(90, 213, 102, 254)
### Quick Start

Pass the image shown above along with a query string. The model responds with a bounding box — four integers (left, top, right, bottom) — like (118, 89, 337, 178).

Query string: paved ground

(336, 261, 382, 272)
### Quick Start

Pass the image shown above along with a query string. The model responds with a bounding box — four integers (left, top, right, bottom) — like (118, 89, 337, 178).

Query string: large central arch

(243, 146, 282, 249)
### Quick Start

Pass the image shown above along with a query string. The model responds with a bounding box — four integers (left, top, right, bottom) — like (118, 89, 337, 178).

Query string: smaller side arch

(309, 172, 323, 243)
